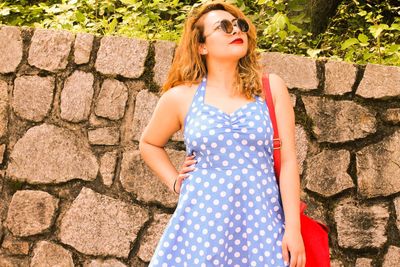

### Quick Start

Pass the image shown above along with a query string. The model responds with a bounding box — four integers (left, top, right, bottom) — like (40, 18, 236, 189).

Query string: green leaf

(272, 13, 287, 30)
(358, 10, 367, 16)
(389, 23, 400, 31)
(120, 0, 136, 4)
(358, 33, 369, 43)
(363, 52, 374, 60)
(108, 17, 118, 33)
(75, 10, 85, 23)
(287, 23, 301, 33)
(369, 24, 389, 38)
(257, 0, 269, 5)
(307, 49, 322, 58)
(277, 30, 287, 40)
(341, 38, 359, 50)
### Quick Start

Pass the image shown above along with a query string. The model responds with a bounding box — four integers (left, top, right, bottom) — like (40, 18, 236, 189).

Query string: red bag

(262, 73, 330, 267)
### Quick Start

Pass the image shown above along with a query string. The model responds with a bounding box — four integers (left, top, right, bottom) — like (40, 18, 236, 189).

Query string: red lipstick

(230, 38, 243, 44)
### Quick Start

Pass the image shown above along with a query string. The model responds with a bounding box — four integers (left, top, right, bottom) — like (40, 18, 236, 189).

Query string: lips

(230, 38, 243, 44)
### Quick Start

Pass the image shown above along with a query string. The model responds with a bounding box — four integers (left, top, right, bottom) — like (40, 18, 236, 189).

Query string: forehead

(202, 10, 236, 27)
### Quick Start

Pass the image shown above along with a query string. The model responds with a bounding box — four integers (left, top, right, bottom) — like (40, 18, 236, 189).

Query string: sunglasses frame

(203, 18, 249, 40)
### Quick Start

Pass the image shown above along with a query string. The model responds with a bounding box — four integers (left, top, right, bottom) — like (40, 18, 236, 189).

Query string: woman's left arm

(269, 73, 300, 233)
(269, 73, 305, 267)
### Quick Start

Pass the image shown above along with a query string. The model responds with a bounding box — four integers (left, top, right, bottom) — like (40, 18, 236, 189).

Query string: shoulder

(158, 83, 199, 119)
(159, 83, 194, 105)
(263, 72, 288, 103)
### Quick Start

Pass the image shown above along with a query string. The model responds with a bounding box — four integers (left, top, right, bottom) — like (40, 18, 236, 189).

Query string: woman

(139, 1, 305, 266)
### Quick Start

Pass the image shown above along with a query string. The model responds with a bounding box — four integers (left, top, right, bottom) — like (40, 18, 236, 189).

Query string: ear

(198, 43, 208, 55)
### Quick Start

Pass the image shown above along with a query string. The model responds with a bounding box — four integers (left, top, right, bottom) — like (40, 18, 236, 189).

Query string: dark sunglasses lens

(237, 18, 249, 32)
(220, 20, 233, 34)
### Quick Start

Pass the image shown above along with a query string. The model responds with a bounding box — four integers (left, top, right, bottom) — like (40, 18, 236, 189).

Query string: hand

(173, 154, 197, 194)
(282, 228, 306, 267)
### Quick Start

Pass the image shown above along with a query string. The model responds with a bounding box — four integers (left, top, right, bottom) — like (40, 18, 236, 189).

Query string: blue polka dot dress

(148, 77, 288, 267)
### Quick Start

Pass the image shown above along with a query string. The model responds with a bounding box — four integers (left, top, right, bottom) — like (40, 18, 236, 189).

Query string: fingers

(282, 240, 290, 266)
(183, 155, 196, 167)
(293, 254, 306, 267)
(176, 155, 197, 193)
(287, 250, 305, 267)
(182, 155, 197, 173)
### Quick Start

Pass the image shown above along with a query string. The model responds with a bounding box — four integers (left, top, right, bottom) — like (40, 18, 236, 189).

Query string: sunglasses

(203, 18, 249, 39)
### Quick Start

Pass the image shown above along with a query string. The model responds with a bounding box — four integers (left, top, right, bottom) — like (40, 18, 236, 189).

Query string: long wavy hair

(161, 0, 262, 99)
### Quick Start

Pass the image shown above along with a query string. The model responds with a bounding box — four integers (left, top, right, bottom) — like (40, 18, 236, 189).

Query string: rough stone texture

(100, 151, 118, 187)
(138, 212, 172, 262)
(290, 93, 296, 107)
(5, 190, 59, 237)
(394, 196, 400, 232)
(131, 89, 182, 142)
(330, 259, 344, 267)
(88, 112, 110, 127)
(302, 96, 376, 143)
(383, 108, 400, 123)
(0, 80, 8, 138)
(6, 123, 98, 184)
(1, 234, 30, 255)
(12, 75, 54, 122)
(120, 81, 146, 146)
(58, 187, 149, 258)
(60, 70, 94, 122)
(74, 33, 94, 65)
(325, 60, 356, 95)
(0, 144, 5, 164)
(95, 78, 128, 120)
(334, 198, 389, 249)
(357, 63, 400, 98)
(131, 90, 159, 142)
(28, 28, 74, 72)
(0, 170, 4, 191)
(261, 52, 318, 90)
(305, 149, 354, 197)
(84, 259, 127, 267)
(120, 148, 184, 207)
(88, 127, 120, 145)
(95, 36, 149, 78)
(0, 26, 23, 73)
(31, 241, 74, 267)
(382, 246, 400, 267)
(153, 40, 176, 87)
(356, 130, 400, 198)
(355, 258, 373, 267)
(0, 255, 29, 267)
(295, 125, 308, 175)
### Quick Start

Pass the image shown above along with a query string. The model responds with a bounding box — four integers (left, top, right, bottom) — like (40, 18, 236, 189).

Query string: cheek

(207, 39, 227, 53)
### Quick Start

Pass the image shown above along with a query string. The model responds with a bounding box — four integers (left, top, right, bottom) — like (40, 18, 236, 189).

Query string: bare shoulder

(266, 73, 289, 104)
(162, 83, 199, 128)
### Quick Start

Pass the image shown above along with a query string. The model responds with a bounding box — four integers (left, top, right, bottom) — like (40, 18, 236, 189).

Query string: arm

(139, 87, 183, 193)
(269, 73, 301, 232)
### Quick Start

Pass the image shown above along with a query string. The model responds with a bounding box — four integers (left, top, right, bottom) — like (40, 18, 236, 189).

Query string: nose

(231, 25, 239, 35)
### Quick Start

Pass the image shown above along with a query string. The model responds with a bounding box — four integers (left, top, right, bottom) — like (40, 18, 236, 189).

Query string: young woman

(139, 1, 305, 266)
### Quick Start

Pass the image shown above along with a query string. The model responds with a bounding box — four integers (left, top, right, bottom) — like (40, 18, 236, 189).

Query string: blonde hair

(161, 0, 262, 99)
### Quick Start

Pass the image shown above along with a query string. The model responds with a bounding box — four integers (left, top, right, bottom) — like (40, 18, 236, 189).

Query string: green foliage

(0, 0, 399, 66)
(318, 0, 400, 65)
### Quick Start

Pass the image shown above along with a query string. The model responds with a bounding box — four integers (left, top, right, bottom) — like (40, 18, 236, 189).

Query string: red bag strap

(262, 74, 310, 214)
(262, 73, 281, 181)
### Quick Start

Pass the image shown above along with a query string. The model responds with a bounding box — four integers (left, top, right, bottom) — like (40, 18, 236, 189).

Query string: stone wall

(0, 25, 399, 266)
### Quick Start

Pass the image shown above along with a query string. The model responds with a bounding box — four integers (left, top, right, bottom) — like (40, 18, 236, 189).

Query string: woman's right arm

(138, 86, 186, 193)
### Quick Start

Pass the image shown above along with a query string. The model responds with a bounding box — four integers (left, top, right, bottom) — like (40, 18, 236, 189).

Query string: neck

(205, 57, 239, 96)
